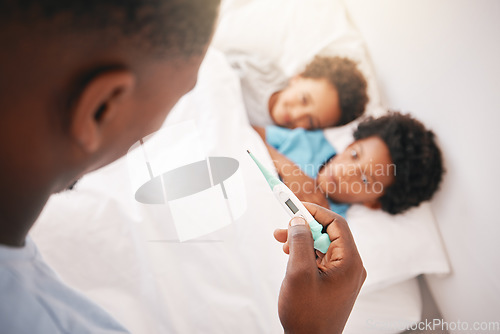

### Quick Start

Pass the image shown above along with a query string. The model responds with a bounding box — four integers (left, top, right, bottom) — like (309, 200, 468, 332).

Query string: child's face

(317, 136, 395, 205)
(269, 76, 341, 129)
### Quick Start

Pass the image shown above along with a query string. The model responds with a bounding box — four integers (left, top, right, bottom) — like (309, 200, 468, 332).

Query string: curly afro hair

(353, 112, 444, 214)
(301, 56, 369, 126)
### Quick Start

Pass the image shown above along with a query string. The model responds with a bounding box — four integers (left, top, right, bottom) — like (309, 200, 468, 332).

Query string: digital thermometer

(247, 150, 331, 253)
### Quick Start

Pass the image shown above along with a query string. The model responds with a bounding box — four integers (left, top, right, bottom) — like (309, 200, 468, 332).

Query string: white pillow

(348, 203, 450, 293)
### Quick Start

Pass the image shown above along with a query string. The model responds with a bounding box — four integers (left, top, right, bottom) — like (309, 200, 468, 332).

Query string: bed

(31, 0, 450, 333)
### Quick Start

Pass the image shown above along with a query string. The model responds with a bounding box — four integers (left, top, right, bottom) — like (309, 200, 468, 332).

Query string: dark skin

(269, 76, 342, 129)
(274, 203, 366, 334)
(254, 126, 395, 210)
(0, 9, 365, 334)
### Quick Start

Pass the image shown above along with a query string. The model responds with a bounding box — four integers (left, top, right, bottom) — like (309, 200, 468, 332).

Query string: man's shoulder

(0, 266, 63, 333)
(0, 260, 129, 333)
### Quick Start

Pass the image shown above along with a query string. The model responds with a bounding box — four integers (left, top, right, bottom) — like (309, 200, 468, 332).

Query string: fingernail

(290, 216, 306, 226)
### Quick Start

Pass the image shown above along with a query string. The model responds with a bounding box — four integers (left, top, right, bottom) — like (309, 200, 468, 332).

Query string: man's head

(269, 56, 368, 129)
(317, 112, 444, 214)
(0, 0, 219, 189)
(0, 0, 219, 245)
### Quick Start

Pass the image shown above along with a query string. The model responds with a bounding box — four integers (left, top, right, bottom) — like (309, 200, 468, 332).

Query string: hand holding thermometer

(247, 150, 331, 253)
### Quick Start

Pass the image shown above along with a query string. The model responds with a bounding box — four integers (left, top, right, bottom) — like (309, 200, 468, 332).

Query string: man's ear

(362, 199, 382, 210)
(70, 70, 135, 153)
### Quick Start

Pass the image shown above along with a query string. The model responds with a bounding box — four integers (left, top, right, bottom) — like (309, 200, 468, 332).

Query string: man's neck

(0, 226, 30, 247)
(0, 183, 52, 247)
(0, 110, 65, 247)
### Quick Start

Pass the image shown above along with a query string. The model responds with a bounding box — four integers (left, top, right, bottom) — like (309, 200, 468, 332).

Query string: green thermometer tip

(247, 150, 282, 190)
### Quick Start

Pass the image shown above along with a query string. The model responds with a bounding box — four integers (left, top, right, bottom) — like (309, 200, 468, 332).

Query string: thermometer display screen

(285, 199, 299, 214)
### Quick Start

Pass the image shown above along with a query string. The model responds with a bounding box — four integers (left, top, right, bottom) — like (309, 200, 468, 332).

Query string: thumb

(286, 217, 317, 276)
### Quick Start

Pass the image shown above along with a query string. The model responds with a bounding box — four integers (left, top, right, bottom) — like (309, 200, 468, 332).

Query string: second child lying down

(228, 54, 369, 129)
(254, 112, 444, 217)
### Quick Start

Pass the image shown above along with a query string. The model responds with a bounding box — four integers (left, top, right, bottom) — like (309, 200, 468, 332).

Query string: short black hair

(0, 0, 220, 57)
(354, 112, 444, 214)
(301, 56, 369, 126)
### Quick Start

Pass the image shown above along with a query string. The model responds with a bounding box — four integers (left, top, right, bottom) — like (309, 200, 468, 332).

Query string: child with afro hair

(254, 112, 444, 217)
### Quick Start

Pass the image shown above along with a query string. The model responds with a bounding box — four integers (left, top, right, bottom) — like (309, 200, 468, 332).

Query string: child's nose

(292, 110, 306, 121)
(290, 107, 308, 121)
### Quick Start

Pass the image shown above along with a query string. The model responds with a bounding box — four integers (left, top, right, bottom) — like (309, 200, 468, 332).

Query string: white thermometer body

(247, 150, 330, 253)
(272, 183, 330, 253)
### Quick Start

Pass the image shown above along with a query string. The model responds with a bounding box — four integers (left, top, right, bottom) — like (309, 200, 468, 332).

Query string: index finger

(303, 202, 355, 248)
(303, 202, 347, 228)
